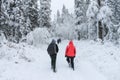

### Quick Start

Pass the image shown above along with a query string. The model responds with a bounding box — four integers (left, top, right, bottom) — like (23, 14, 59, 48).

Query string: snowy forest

(0, 0, 120, 44)
(0, 0, 120, 80)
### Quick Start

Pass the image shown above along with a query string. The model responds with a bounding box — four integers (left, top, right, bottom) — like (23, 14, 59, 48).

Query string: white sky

(51, 0, 74, 20)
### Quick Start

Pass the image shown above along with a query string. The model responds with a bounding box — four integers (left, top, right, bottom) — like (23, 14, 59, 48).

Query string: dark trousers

(50, 54, 57, 72)
(66, 57, 74, 70)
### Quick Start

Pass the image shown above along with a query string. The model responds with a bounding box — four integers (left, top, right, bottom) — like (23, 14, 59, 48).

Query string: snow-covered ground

(0, 40, 120, 80)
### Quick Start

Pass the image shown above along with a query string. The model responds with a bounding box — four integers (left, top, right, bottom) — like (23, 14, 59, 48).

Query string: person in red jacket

(65, 40, 76, 70)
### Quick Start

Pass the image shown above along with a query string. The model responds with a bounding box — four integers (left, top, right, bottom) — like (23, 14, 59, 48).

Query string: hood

(69, 40, 73, 46)
(51, 39, 56, 44)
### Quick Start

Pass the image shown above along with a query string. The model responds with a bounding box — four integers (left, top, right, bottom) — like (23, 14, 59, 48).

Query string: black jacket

(47, 42, 59, 55)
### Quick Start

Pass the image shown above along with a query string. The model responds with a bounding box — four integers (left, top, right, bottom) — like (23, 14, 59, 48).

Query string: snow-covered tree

(106, 0, 120, 43)
(75, 0, 85, 25)
(74, 0, 89, 40)
(0, 0, 24, 43)
(53, 5, 76, 39)
(86, 0, 112, 41)
(0, 0, 10, 39)
(22, 0, 32, 35)
(0, 0, 28, 43)
(39, 0, 51, 28)
(107, 0, 120, 24)
(97, 3, 112, 41)
(26, 28, 51, 46)
(56, 10, 62, 24)
(0, 0, 40, 43)
(86, 0, 99, 40)
(25, 0, 39, 31)
(61, 5, 69, 23)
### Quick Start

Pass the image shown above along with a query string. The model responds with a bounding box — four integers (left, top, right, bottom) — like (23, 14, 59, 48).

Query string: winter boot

(72, 67, 75, 71)
(53, 68, 56, 73)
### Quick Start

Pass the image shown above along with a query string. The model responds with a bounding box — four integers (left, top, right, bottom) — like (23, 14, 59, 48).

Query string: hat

(51, 39, 56, 43)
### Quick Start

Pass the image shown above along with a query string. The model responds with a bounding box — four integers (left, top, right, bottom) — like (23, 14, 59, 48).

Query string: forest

(1, 0, 120, 44)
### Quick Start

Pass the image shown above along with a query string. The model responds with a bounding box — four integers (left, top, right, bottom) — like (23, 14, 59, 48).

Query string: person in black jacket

(57, 38, 61, 44)
(47, 39, 59, 72)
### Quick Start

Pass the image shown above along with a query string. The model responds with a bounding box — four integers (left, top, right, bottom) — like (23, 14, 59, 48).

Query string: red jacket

(65, 41, 76, 57)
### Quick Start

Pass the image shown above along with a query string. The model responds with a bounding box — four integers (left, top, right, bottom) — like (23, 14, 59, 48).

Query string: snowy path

(0, 41, 108, 80)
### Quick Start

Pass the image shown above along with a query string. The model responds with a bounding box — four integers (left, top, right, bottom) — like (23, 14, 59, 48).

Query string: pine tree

(1, 0, 29, 43)
(86, 0, 101, 40)
(107, 0, 120, 42)
(74, 0, 89, 40)
(0, 0, 19, 42)
(97, 0, 113, 41)
(7, 0, 24, 43)
(61, 5, 67, 23)
(22, 0, 32, 35)
(54, 5, 76, 39)
(75, 0, 87, 25)
(0, 0, 40, 43)
(0, 0, 10, 39)
(61, 5, 72, 24)
(56, 10, 61, 24)
(40, 0, 51, 28)
(26, 0, 39, 31)
(86, 0, 112, 41)
(107, 0, 120, 24)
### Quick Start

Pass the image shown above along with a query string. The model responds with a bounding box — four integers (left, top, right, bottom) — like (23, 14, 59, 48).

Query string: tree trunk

(77, 31, 81, 40)
(97, 0, 101, 6)
(97, 0, 103, 40)
(98, 21, 103, 40)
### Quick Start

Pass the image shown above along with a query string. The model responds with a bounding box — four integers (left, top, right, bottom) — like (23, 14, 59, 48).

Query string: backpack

(47, 43, 57, 55)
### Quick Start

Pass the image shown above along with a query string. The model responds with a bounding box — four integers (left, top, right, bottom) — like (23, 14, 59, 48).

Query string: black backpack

(47, 43, 56, 55)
